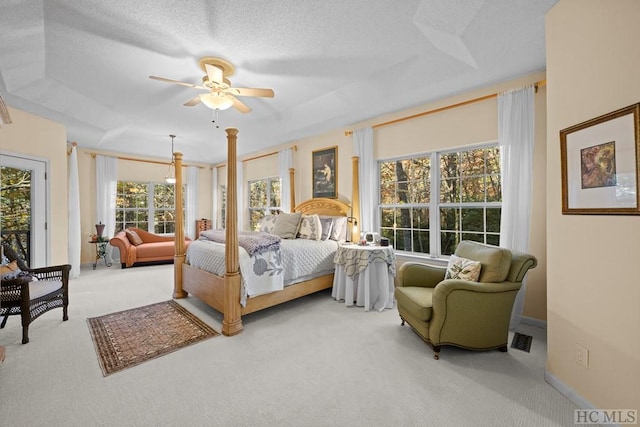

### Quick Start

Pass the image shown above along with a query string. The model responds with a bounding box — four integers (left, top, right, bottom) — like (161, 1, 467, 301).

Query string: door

(0, 154, 47, 267)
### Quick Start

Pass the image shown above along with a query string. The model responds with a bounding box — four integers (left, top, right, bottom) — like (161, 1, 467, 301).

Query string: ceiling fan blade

(227, 87, 275, 98)
(204, 63, 224, 85)
(149, 75, 205, 89)
(229, 95, 251, 113)
(183, 96, 201, 107)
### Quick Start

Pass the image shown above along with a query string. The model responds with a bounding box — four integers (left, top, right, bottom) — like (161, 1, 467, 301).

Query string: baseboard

(544, 370, 597, 410)
(521, 316, 547, 329)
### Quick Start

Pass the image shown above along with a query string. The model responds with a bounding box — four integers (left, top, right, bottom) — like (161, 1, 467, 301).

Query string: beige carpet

(0, 264, 578, 426)
(87, 300, 219, 376)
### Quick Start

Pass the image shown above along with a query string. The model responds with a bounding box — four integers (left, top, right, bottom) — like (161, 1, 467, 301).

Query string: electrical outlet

(576, 344, 589, 368)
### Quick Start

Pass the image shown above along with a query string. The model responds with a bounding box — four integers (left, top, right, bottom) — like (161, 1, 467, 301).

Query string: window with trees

(0, 166, 32, 260)
(248, 177, 281, 230)
(115, 181, 180, 234)
(379, 144, 501, 256)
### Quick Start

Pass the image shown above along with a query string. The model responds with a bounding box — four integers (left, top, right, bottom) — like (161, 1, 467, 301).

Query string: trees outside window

(379, 144, 501, 256)
(248, 177, 280, 230)
(1, 166, 32, 260)
(115, 181, 182, 234)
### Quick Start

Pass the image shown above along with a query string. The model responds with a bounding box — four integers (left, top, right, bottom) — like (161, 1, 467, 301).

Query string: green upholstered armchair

(394, 240, 537, 360)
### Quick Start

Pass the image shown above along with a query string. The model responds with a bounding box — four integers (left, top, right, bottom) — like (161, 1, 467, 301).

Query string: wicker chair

(1, 243, 71, 344)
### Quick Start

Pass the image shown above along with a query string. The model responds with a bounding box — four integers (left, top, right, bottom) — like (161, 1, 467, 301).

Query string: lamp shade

(199, 92, 234, 110)
(165, 162, 176, 184)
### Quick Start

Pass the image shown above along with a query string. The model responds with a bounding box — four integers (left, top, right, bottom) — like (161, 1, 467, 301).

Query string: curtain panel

(498, 85, 535, 330)
(95, 155, 118, 263)
(278, 148, 293, 213)
(353, 127, 375, 234)
(185, 166, 199, 239)
(68, 145, 81, 278)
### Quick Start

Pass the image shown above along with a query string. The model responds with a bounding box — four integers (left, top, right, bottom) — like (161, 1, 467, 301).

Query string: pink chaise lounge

(109, 227, 191, 268)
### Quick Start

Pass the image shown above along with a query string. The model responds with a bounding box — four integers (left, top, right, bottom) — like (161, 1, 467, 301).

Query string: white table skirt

(332, 260, 395, 311)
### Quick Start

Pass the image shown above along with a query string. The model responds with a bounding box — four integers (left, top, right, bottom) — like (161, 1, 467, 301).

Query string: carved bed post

(223, 128, 243, 336)
(351, 156, 361, 242)
(289, 167, 296, 211)
(173, 152, 187, 298)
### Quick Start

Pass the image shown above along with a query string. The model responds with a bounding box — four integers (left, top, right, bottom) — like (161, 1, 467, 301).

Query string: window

(378, 144, 501, 256)
(248, 177, 281, 230)
(115, 181, 180, 234)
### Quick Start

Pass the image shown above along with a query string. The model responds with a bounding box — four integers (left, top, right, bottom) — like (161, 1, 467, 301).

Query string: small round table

(89, 239, 112, 270)
(331, 243, 396, 311)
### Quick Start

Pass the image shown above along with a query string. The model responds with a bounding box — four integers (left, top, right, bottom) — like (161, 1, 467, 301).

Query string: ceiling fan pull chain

(212, 109, 220, 128)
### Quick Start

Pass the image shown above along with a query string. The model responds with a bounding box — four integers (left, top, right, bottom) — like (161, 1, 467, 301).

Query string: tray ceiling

(0, 0, 557, 163)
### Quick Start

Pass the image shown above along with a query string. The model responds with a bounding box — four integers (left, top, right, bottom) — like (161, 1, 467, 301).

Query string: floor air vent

(511, 332, 533, 352)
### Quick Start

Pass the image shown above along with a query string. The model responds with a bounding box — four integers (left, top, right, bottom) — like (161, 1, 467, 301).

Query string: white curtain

(211, 168, 218, 229)
(237, 160, 244, 231)
(353, 127, 375, 234)
(498, 85, 535, 330)
(279, 148, 294, 213)
(185, 166, 199, 239)
(67, 145, 81, 278)
(96, 155, 118, 263)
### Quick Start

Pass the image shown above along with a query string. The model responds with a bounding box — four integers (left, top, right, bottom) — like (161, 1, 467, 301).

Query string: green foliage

(248, 177, 281, 230)
(1, 166, 31, 230)
(1, 166, 32, 260)
(115, 181, 179, 233)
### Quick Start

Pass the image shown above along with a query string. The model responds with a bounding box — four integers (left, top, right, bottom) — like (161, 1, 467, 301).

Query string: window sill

(394, 251, 449, 267)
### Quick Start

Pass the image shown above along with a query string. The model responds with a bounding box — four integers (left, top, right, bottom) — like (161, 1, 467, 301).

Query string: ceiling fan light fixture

(199, 92, 233, 111)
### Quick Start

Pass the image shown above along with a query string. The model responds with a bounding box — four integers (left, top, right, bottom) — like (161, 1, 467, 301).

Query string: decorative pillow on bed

(297, 214, 322, 240)
(444, 254, 482, 282)
(272, 212, 302, 239)
(319, 217, 333, 241)
(125, 229, 144, 246)
(257, 215, 278, 234)
(329, 216, 347, 241)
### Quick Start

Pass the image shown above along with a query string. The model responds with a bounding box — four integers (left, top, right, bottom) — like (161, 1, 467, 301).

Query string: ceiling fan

(149, 57, 274, 113)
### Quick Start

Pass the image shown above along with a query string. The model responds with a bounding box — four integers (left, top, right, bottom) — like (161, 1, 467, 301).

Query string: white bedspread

(185, 238, 339, 306)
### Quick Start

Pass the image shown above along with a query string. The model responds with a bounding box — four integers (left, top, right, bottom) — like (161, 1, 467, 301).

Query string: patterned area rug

(87, 300, 219, 376)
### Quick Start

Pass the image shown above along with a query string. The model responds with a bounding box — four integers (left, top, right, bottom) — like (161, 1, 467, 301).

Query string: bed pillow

(125, 229, 144, 246)
(272, 212, 302, 239)
(297, 214, 322, 241)
(329, 216, 347, 241)
(444, 254, 482, 282)
(319, 217, 333, 241)
(257, 215, 278, 234)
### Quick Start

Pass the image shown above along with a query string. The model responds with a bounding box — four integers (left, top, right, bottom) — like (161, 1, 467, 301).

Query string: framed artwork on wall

(312, 146, 337, 199)
(560, 102, 640, 214)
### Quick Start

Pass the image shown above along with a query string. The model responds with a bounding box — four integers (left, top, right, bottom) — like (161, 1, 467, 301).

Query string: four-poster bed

(173, 128, 360, 336)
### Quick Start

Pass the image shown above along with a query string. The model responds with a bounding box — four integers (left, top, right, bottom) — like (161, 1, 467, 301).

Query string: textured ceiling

(0, 0, 557, 163)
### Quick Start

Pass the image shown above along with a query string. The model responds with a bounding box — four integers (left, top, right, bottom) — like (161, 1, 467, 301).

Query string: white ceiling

(0, 0, 557, 164)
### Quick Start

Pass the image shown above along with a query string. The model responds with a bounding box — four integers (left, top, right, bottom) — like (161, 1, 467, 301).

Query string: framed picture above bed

(312, 146, 338, 198)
